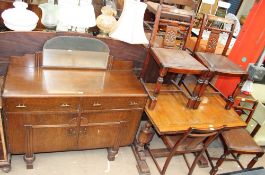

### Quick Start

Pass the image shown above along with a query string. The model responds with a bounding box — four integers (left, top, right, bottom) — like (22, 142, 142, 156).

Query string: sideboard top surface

(3, 66, 147, 98)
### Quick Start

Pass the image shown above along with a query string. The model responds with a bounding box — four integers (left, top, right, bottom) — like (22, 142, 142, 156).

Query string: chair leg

(178, 74, 186, 86)
(150, 68, 168, 109)
(161, 149, 176, 175)
(188, 151, 205, 175)
(247, 152, 264, 169)
(140, 51, 151, 79)
(210, 151, 230, 175)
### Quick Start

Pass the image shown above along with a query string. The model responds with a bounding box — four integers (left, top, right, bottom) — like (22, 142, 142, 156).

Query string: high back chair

(192, 14, 248, 109)
(207, 97, 264, 175)
(140, 1, 209, 110)
(147, 127, 224, 175)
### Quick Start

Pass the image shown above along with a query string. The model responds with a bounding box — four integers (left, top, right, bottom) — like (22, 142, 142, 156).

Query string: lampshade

(109, 0, 148, 44)
(57, 0, 96, 32)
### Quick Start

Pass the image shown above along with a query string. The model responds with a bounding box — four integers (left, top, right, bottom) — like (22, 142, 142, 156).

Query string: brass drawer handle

(92, 102, 102, 107)
(16, 104, 27, 108)
(68, 128, 77, 136)
(60, 104, 70, 107)
(129, 101, 138, 106)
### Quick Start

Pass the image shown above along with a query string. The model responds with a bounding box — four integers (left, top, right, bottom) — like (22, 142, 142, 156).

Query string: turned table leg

(132, 121, 155, 175)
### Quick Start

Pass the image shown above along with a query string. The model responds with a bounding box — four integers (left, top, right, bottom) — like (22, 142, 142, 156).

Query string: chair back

(165, 126, 224, 152)
(233, 97, 262, 137)
(149, 1, 195, 50)
(193, 14, 236, 55)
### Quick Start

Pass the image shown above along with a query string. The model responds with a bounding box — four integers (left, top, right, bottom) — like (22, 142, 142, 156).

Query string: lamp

(2, 1, 39, 31)
(109, 0, 148, 44)
(56, 0, 96, 32)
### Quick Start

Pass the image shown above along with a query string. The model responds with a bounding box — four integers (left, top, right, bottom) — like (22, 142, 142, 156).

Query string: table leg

(132, 121, 155, 175)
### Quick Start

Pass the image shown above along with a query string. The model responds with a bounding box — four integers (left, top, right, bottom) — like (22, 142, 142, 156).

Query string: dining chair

(140, 1, 210, 110)
(206, 97, 264, 175)
(147, 126, 224, 175)
(187, 14, 248, 109)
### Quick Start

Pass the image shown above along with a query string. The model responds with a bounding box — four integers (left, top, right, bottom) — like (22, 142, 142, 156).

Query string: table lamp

(109, 0, 148, 44)
(56, 0, 96, 32)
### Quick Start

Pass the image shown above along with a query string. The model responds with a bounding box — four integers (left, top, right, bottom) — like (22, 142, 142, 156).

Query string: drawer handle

(129, 101, 138, 106)
(60, 104, 70, 107)
(16, 104, 27, 108)
(92, 102, 102, 107)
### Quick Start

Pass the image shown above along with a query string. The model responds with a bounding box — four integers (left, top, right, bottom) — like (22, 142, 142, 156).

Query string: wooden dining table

(132, 84, 246, 175)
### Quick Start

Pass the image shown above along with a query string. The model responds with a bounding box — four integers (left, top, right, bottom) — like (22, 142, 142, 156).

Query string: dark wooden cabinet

(3, 66, 147, 169)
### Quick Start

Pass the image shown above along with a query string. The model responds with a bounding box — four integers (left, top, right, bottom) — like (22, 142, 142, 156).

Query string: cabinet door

(78, 110, 142, 149)
(5, 112, 79, 154)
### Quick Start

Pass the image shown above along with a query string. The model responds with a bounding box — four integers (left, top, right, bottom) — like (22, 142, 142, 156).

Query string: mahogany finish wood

(132, 84, 246, 175)
(192, 14, 248, 110)
(207, 97, 264, 175)
(3, 54, 147, 169)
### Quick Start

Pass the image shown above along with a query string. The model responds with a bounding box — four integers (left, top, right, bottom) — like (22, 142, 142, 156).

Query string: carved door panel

(5, 112, 79, 154)
(78, 110, 142, 149)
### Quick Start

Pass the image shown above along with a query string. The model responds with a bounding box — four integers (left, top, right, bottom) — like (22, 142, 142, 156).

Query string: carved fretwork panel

(205, 30, 221, 53)
(163, 25, 188, 49)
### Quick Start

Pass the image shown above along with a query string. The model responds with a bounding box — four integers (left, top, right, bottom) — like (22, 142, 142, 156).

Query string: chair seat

(162, 135, 204, 152)
(146, 1, 195, 21)
(222, 128, 264, 153)
(195, 52, 246, 75)
(151, 48, 207, 73)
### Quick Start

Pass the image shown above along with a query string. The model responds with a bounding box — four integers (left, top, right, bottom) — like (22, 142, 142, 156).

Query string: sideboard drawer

(81, 97, 146, 110)
(4, 98, 79, 112)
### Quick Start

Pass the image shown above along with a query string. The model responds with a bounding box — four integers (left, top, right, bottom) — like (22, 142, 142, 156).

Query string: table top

(145, 84, 246, 134)
(3, 66, 147, 98)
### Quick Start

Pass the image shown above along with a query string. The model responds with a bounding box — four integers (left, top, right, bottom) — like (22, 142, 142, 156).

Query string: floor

(4, 132, 265, 175)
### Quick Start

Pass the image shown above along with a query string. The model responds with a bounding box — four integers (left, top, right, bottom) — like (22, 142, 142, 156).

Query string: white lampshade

(109, 0, 148, 44)
(57, 0, 96, 32)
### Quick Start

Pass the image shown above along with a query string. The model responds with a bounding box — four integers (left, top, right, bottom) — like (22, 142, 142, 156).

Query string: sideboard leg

(107, 147, 119, 161)
(23, 154, 35, 169)
(24, 125, 35, 169)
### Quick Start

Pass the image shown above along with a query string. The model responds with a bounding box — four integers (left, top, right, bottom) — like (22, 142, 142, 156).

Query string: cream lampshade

(109, 0, 148, 44)
(57, 0, 96, 32)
